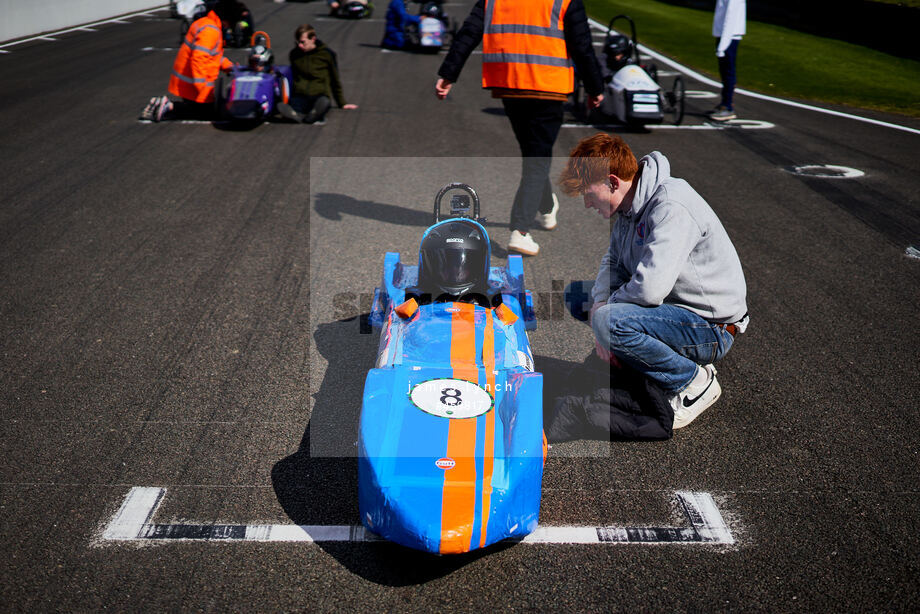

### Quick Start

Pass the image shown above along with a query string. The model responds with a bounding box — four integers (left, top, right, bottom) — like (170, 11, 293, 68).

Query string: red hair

(558, 133, 637, 196)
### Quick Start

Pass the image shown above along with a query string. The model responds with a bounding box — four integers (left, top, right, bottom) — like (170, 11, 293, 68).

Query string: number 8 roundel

(409, 378, 494, 419)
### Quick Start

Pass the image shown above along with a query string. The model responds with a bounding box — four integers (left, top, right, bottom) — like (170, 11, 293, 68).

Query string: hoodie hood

(626, 151, 670, 218)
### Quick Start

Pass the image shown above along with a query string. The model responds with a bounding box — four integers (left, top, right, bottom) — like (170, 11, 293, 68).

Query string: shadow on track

(312, 193, 511, 257)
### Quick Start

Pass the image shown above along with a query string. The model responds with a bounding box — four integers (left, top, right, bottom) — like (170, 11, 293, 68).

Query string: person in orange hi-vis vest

(435, 0, 604, 257)
(140, 0, 236, 122)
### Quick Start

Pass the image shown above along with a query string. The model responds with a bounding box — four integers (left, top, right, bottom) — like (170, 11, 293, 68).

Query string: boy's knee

(592, 303, 642, 349)
(591, 303, 615, 348)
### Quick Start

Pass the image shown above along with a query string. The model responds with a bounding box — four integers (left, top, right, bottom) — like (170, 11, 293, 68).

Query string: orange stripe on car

(479, 308, 495, 548)
(440, 303, 479, 554)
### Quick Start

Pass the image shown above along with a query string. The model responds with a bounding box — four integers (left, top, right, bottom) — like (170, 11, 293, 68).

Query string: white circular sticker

(409, 378, 493, 419)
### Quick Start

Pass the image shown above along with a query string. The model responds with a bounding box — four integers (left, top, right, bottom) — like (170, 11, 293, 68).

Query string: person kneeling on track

(276, 24, 358, 125)
(558, 133, 750, 430)
(140, 0, 236, 122)
(381, 0, 421, 50)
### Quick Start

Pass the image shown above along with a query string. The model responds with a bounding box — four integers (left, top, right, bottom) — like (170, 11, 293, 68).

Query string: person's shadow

(312, 193, 511, 258)
(271, 317, 512, 582)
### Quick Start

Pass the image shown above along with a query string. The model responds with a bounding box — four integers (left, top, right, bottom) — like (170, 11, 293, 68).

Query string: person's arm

(436, 0, 484, 84)
(609, 203, 701, 306)
(395, 0, 420, 25)
(592, 234, 629, 305)
(325, 51, 348, 107)
(564, 0, 604, 100)
(716, 0, 743, 56)
(190, 25, 226, 83)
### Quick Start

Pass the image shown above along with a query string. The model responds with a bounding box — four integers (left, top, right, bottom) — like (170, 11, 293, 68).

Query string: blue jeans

(592, 302, 735, 394)
(717, 38, 739, 110)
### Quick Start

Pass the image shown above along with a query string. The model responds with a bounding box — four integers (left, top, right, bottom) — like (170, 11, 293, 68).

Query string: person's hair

(295, 24, 316, 42)
(558, 133, 638, 196)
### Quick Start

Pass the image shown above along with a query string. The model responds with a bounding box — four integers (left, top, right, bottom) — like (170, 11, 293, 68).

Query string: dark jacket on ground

(289, 41, 347, 106)
(545, 353, 674, 442)
(437, 0, 604, 97)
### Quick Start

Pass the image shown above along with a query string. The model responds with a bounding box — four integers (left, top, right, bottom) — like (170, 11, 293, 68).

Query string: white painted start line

(102, 487, 734, 545)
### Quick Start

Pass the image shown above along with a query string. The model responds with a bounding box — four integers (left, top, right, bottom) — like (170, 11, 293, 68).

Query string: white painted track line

(102, 487, 165, 540)
(101, 489, 735, 545)
(0, 7, 167, 51)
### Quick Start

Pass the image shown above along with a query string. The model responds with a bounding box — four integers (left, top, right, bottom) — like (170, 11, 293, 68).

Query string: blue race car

(359, 183, 545, 554)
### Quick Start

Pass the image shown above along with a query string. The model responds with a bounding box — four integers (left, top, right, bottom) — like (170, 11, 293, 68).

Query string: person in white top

(711, 0, 745, 121)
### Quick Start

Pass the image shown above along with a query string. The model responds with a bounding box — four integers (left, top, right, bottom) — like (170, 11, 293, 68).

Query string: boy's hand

(343, 104, 357, 110)
(590, 302, 621, 367)
(435, 78, 453, 99)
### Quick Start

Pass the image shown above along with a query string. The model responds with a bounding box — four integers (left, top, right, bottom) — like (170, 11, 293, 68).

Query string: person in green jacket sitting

(278, 23, 358, 124)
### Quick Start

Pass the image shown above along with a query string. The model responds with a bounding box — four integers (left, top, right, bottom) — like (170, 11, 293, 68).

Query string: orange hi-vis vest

(482, 0, 575, 95)
(168, 10, 233, 103)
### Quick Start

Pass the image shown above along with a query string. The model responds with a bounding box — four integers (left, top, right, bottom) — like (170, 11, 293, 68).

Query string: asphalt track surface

(2, 1, 920, 611)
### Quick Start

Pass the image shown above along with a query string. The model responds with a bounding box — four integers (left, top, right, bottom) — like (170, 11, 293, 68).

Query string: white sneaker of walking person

(670, 364, 721, 428)
(508, 230, 539, 256)
(535, 193, 559, 230)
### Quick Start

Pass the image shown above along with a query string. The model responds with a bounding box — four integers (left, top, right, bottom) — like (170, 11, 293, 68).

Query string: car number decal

(409, 378, 493, 419)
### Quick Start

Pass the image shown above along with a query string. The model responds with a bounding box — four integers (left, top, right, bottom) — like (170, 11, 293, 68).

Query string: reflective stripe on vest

(169, 70, 216, 87)
(182, 23, 222, 56)
(482, 0, 574, 94)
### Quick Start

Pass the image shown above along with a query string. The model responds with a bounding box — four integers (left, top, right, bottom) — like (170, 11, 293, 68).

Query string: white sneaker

(508, 230, 539, 256)
(140, 97, 158, 120)
(153, 96, 172, 122)
(535, 193, 559, 230)
(670, 364, 721, 429)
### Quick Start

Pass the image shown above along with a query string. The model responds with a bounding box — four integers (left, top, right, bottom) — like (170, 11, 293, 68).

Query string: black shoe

(277, 102, 304, 123)
(303, 96, 331, 124)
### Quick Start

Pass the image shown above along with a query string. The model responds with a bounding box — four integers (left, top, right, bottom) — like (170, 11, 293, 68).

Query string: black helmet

(605, 34, 634, 71)
(417, 220, 490, 298)
(249, 44, 273, 70)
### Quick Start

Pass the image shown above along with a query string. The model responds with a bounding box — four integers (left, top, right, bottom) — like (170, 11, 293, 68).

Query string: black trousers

(501, 97, 564, 233)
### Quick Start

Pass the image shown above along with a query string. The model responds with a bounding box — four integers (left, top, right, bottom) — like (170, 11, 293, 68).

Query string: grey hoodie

(592, 152, 748, 324)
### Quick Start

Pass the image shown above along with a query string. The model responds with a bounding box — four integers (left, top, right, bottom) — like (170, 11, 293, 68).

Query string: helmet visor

(424, 246, 486, 294)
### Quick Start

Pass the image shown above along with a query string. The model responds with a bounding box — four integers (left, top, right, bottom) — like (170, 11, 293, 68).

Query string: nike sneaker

(671, 364, 721, 429)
